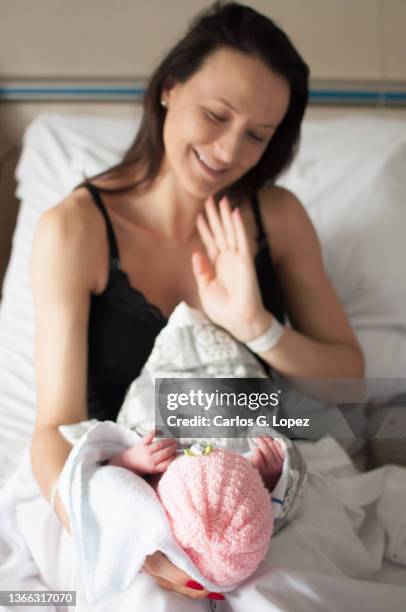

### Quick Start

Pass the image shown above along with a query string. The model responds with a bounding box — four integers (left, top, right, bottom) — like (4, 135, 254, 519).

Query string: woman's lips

(193, 149, 227, 179)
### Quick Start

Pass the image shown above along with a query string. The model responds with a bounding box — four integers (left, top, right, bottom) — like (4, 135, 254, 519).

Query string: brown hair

(87, 1, 309, 202)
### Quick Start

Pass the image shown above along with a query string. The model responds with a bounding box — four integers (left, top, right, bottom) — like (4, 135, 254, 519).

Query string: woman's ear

(161, 78, 172, 107)
(161, 78, 178, 108)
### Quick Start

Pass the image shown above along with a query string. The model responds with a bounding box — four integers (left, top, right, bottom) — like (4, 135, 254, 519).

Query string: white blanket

(1, 437, 405, 611)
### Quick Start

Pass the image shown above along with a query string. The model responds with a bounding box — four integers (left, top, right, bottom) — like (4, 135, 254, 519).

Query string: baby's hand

(108, 431, 177, 476)
(249, 437, 284, 492)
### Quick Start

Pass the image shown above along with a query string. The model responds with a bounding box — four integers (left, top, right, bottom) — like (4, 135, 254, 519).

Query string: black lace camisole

(83, 184, 285, 421)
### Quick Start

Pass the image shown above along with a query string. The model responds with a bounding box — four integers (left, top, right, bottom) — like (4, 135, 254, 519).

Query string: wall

(0, 0, 405, 80)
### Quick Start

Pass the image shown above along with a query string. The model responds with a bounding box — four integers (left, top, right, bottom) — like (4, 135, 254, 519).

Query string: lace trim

(92, 268, 167, 326)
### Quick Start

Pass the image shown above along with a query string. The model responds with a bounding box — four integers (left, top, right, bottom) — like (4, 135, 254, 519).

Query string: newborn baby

(112, 444, 276, 586)
(105, 302, 301, 587)
(107, 433, 284, 586)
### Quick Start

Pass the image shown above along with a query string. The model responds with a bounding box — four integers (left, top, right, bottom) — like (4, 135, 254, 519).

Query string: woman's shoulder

(259, 184, 307, 224)
(34, 187, 106, 293)
(40, 186, 99, 232)
(39, 186, 112, 250)
(256, 185, 317, 264)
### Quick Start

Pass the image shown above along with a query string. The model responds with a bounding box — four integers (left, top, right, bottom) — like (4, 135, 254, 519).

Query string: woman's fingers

(196, 214, 218, 263)
(205, 196, 227, 251)
(196, 196, 249, 259)
(191, 251, 214, 288)
(142, 552, 211, 599)
(219, 197, 237, 250)
(232, 206, 250, 256)
(154, 577, 209, 600)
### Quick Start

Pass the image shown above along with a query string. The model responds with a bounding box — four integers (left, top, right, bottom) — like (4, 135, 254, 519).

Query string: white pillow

(277, 114, 406, 378)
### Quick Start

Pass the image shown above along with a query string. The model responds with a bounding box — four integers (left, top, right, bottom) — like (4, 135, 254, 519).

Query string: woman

(30, 1, 364, 603)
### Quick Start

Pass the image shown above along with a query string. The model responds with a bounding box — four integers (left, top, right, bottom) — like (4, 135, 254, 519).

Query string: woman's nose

(214, 130, 242, 166)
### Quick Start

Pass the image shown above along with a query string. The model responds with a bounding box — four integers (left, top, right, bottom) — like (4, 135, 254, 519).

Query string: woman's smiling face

(161, 46, 290, 199)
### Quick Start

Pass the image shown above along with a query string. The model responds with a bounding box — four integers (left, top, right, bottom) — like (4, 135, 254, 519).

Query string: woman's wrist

(245, 316, 284, 354)
(234, 309, 285, 354)
(234, 309, 274, 343)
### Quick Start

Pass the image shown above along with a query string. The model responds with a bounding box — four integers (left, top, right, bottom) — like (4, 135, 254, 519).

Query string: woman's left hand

(142, 551, 224, 600)
(192, 195, 271, 341)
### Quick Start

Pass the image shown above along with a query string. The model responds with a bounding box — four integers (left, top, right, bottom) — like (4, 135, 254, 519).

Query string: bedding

(0, 110, 406, 609)
(1, 435, 406, 611)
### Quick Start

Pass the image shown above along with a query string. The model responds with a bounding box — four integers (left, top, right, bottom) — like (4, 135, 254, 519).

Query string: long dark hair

(88, 1, 309, 202)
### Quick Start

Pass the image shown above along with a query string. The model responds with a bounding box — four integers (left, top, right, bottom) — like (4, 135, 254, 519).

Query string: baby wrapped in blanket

(58, 301, 306, 599)
(115, 302, 306, 583)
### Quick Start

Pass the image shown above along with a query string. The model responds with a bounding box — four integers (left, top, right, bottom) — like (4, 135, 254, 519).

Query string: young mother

(30, 1, 364, 602)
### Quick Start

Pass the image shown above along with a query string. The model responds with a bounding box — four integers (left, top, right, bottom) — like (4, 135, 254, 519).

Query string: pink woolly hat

(157, 448, 273, 586)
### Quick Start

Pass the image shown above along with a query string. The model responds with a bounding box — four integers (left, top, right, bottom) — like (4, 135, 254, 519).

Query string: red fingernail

(186, 580, 204, 590)
(208, 592, 225, 600)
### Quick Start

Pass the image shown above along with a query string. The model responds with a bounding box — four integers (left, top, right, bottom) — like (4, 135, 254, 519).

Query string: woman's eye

(205, 109, 265, 143)
(206, 110, 226, 122)
(249, 132, 265, 144)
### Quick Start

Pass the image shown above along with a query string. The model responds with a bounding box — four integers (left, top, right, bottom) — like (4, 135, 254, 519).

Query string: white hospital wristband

(245, 318, 284, 354)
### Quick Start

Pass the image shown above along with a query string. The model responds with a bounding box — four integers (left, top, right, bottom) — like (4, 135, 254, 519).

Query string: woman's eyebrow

(213, 97, 276, 129)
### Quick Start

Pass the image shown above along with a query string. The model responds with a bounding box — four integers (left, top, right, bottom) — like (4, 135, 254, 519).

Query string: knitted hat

(157, 448, 273, 586)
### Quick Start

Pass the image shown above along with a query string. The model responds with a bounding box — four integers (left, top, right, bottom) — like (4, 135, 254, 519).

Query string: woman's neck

(132, 162, 208, 245)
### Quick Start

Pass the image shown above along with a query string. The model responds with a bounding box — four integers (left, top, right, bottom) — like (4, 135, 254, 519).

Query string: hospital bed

(0, 106, 406, 609)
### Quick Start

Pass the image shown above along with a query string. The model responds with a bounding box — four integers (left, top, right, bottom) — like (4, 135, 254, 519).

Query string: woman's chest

(118, 236, 202, 318)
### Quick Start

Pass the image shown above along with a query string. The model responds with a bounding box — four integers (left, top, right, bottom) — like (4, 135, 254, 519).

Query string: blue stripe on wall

(1, 84, 406, 105)
(309, 90, 406, 105)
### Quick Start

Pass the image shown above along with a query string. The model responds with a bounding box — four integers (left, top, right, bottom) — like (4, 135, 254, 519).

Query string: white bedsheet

(0, 438, 405, 612)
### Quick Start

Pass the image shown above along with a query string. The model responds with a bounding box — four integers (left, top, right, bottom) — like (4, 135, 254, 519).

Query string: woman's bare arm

(253, 186, 365, 378)
(29, 197, 214, 599)
(30, 196, 99, 531)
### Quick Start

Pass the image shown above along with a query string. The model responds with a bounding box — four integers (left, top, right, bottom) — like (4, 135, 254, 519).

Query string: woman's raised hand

(192, 195, 270, 341)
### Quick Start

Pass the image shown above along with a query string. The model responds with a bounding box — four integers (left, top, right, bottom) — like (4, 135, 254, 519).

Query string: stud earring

(160, 99, 168, 108)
